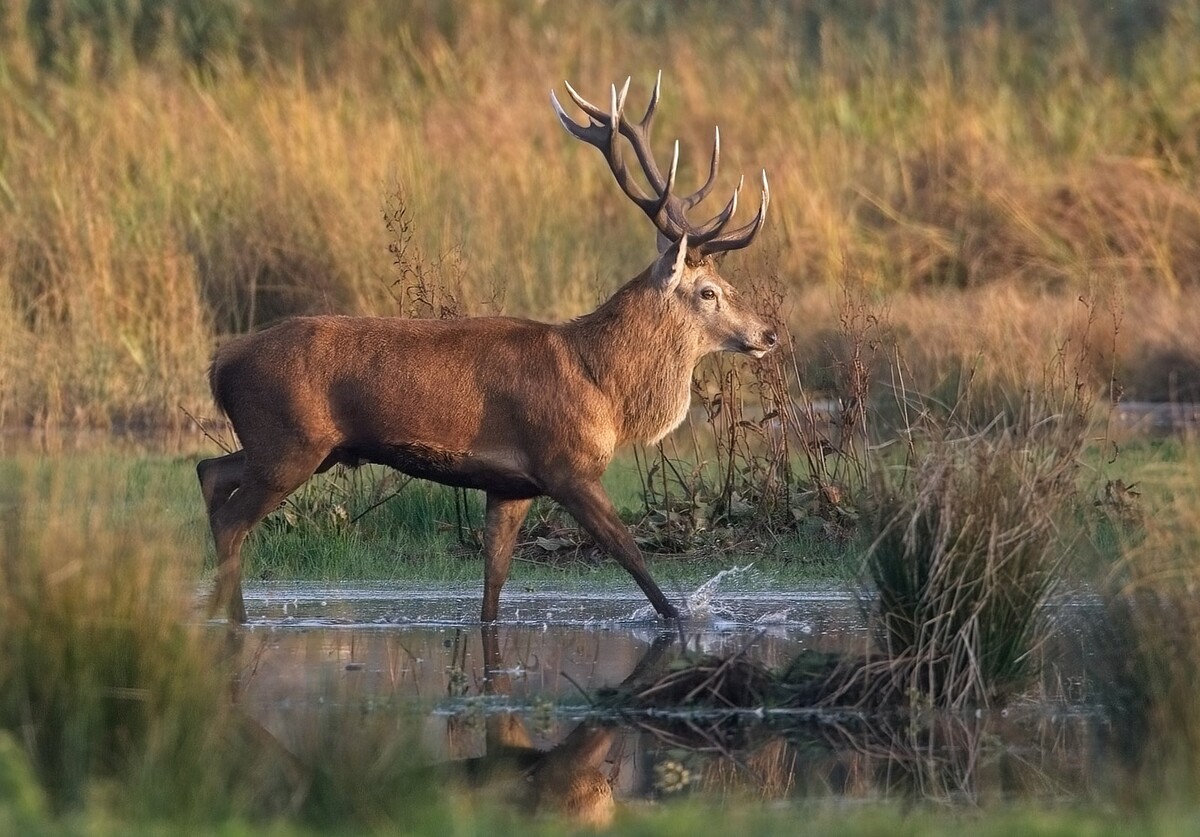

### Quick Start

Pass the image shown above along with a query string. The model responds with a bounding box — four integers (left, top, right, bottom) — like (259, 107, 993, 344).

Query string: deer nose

(762, 328, 778, 348)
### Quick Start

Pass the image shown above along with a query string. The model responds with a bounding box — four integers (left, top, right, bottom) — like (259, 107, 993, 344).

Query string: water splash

(626, 564, 759, 621)
(239, 579, 863, 629)
(627, 604, 658, 621)
(685, 564, 755, 618)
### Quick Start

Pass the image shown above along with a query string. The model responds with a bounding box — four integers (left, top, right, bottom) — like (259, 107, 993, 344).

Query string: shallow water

(222, 579, 1113, 814)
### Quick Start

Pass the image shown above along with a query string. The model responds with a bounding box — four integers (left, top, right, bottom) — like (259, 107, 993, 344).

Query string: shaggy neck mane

(561, 271, 700, 445)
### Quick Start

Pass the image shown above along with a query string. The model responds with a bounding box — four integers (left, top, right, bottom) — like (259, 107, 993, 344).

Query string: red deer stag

(197, 74, 775, 623)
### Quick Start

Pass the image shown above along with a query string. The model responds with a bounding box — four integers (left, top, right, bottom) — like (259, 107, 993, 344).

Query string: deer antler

(551, 72, 769, 256)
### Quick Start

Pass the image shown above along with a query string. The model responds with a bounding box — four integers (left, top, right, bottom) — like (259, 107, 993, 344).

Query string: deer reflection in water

(448, 627, 676, 827)
(219, 624, 676, 827)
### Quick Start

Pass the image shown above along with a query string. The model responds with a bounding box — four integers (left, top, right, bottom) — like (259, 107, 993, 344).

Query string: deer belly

(345, 443, 541, 497)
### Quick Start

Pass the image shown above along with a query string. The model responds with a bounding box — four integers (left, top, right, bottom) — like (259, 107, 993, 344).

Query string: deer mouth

(737, 327, 778, 359)
(736, 337, 777, 359)
(733, 341, 771, 359)
(724, 338, 772, 357)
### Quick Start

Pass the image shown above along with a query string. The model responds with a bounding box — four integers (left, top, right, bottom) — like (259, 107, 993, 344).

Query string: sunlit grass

(2, 2, 1200, 424)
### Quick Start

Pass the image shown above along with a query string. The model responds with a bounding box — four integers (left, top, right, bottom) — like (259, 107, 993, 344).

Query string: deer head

(551, 74, 777, 361)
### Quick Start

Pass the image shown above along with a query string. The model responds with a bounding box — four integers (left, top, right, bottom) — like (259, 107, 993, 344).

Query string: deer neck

(564, 280, 701, 446)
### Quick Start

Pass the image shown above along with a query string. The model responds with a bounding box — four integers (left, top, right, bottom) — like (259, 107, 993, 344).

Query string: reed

(0, 458, 243, 815)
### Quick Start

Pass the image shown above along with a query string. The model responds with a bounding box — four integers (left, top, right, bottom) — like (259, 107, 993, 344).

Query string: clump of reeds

(856, 333, 1093, 708)
(0, 460, 453, 828)
(0, 460, 242, 814)
(860, 429, 1079, 708)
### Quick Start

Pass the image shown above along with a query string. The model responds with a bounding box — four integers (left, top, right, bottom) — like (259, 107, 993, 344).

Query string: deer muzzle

(738, 326, 778, 359)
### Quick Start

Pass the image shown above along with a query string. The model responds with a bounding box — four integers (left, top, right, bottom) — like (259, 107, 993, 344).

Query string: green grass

(3, 428, 1191, 594)
(241, 451, 859, 586)
(2, 780, 1198, 836)
(0, 446, 860, 595)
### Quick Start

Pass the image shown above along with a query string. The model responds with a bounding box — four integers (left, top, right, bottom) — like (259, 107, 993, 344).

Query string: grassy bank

(0, 441, 1190, 833)
(1, 2, 1200, 425)
(0, 445, 858, 588)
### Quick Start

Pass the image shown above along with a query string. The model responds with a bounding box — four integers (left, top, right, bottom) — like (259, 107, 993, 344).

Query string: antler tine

(563, 79, 607, 123)
(663, 140, 679, 205)
(608, 81, 628, 149)
(688, 174, 740, 244)
(698, 170, 770, 255)
(640, 70, 661, 129)
(550, 89, 592, 137)
(554, 75, 769, 251)
(616, 77, 631, 116)
(682, 126, 721, 210)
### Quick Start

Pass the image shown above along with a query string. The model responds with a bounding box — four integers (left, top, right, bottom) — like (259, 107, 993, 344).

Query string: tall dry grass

(1, 1, 1199, 427)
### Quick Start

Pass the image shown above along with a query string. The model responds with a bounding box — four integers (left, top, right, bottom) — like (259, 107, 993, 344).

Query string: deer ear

(650, 233, 689, 292)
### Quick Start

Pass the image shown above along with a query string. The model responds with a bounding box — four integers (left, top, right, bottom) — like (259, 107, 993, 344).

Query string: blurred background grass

(1, 0, 1199, 426)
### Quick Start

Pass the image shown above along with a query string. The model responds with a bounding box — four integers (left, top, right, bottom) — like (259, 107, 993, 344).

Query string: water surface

(223, 579, 1113, 813)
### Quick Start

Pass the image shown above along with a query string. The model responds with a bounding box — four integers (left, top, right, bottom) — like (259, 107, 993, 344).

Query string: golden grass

(1, 2, 1199, 426)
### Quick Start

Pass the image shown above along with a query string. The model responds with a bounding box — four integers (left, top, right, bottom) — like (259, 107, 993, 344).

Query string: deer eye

(700, 287, 718, 301)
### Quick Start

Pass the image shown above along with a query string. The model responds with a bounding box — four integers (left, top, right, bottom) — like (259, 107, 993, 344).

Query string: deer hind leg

(481, 494, 534, 624)
(550, 480, 679, 619)
(208, 449, 329, 623)
(197, 450, 245, 519)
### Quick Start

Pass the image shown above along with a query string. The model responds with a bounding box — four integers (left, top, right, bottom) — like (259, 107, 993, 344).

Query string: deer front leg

(481, 494, 534, 623)
(550, 480, 679, 619)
